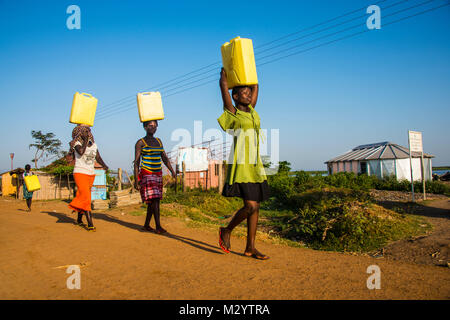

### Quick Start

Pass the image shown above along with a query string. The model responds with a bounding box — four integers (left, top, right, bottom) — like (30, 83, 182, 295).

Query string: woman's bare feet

(219, 227, 231, 253)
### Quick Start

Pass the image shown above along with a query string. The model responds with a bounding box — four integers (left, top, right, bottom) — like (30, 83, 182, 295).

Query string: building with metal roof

(324, 141, 433, 181)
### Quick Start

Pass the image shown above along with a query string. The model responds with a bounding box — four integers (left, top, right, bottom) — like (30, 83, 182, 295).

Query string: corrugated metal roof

(325, 141, 434, 163)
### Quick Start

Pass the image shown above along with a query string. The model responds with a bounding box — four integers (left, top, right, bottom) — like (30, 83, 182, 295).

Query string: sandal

(141, 226, 155, 233)
(219, 227, 230, 253)
(155, 228, 167, 235)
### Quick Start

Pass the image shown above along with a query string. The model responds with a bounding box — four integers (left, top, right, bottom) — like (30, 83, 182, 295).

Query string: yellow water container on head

(221, 36, 258, 89)
(69, 92, 98, 126)
(24, 175, 41, 192)
(137, 92, 164, 122)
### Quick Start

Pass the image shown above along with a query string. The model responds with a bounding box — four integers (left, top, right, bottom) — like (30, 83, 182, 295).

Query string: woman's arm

(158, 139, 176, 177)
(74, 136, 89, 156)
(220, 68, 235, 114)
(95, 150, 108, 171)
(250, 84, 259, 108)
(133, 140, 143, 190)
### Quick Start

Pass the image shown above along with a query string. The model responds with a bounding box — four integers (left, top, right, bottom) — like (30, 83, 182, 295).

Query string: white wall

(396, 158, 429, 181)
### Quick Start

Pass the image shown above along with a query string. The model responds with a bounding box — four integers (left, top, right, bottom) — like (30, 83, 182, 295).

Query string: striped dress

(139, 137, 164, 202)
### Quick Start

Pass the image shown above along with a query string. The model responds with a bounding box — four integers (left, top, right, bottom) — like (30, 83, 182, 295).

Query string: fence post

(218, 161, 223, 194)
(59, 174, 62, 199)
(182, 161, 186, 192)
(118, 168, 122, 190)
(67, 174, 71, 199)
(174, 165, 178, 194)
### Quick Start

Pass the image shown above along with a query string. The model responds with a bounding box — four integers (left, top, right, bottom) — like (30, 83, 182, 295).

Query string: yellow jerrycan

(24, 175, 41, 192)
(221, 36, 258, 89)
(137, 92, 164, 122)
(70, 92, 98, 126)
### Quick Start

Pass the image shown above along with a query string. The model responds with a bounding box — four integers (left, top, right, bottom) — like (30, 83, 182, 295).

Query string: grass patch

(160, 175, 434, 253)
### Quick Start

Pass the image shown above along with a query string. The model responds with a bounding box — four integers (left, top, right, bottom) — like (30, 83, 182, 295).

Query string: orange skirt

(68, 173, 96, 212)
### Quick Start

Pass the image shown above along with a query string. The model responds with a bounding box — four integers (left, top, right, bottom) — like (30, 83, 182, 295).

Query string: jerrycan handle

(81, 93, 93, 98)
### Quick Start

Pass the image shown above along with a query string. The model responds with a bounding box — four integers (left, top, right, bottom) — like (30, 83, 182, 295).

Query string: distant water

(433, 170, 449, 176)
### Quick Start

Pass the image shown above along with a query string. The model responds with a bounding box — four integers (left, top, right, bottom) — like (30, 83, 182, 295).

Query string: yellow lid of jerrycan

(69, 92, 98, 126)
(137, 92, 164, 122)
(24, 174, 41, 192)
(221, 36, 258, 89)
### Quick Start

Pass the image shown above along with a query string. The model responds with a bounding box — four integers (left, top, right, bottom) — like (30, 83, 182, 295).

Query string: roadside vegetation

(130, 163, 449, 253)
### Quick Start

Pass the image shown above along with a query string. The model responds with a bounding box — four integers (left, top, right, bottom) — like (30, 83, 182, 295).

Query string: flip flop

(244, 251, 270, 260)
(141, 226, 155, 233)
(219, 227, 230, 253)
(155, 228, 167, 235)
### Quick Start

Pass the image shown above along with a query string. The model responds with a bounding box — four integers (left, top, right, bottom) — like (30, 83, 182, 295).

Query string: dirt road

(0, 198, 449, 299)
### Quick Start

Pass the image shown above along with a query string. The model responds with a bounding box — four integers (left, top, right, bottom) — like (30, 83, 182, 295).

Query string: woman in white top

(68, 125, 108, 231)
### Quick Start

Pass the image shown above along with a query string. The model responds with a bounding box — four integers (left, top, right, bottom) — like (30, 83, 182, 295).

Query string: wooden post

(421, 153, 426, 200)
(408, 132, 415, 203)
(16, 174, 19, 199)
(67, 174, 71, 199)
(124, 170, 134, 193)
(58, 174, 62, 199)
(174, 167, 178, 194)
(118, 168, 122, 191)
(182, 161, 186, 192)
(218, 161, 223, 194)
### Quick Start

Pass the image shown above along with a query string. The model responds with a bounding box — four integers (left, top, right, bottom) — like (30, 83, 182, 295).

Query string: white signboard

(408, 130, 423, 153)
(177, 147, 208, 172)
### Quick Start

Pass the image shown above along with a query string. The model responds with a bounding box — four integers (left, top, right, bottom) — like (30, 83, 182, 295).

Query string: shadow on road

(375, 199, 450, 220)
(41, 210, 225, 255)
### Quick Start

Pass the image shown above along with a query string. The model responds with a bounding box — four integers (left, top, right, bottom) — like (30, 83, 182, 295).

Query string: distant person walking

(217, 68, 270, 260)
(134, 120, 176, 234)
(68, 124, 108, 231)
(22, 164, 34, 212)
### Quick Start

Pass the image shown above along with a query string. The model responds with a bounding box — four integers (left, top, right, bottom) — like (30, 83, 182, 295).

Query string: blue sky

(1, 0, 449, 173)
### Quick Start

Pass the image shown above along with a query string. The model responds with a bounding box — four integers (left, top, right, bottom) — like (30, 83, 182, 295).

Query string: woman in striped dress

(134, 120, 176, 234)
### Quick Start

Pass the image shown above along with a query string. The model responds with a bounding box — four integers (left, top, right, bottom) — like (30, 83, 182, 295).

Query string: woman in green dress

(217, 68, 270, 260)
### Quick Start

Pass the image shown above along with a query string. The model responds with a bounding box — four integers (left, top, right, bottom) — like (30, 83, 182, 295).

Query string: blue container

(93, 169, 106, 186)
(91, 186, 107, 200)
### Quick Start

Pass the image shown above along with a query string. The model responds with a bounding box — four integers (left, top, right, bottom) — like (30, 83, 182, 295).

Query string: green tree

(29, 130, 62, 169)
(278, 160, 291, 173)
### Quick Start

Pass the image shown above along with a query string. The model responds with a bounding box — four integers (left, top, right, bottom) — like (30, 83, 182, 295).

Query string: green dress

(217, 105, 269, 201)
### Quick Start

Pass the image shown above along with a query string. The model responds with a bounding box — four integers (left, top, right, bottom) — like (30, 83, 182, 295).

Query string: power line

(254, 0, 409, 57)
(95, 0, 392, 116)
(258, 0, 445, 66)
(96, 0, 428, 120)
(96, 0, 447, 121)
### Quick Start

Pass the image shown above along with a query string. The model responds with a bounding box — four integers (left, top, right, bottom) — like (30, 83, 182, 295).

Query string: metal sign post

(10, 153, 14, 171)
(408, 130, 424, 202)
